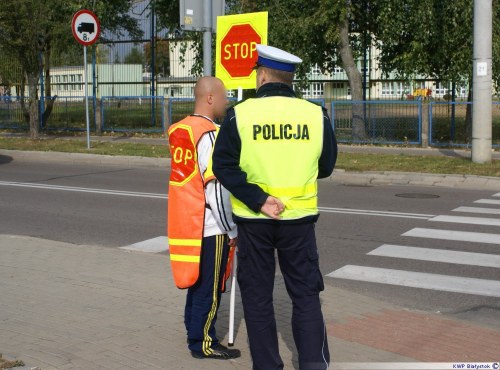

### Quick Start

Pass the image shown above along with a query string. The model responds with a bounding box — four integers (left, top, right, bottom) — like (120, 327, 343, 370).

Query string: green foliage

(374, 0, 499, 89)
(124, 46, 144, 65)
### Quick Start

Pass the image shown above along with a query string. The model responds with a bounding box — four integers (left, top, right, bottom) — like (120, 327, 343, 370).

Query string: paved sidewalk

(1, 235, 499, 369)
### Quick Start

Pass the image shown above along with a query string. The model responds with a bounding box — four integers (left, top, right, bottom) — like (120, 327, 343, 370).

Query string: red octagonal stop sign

(221, 24, 262, 78)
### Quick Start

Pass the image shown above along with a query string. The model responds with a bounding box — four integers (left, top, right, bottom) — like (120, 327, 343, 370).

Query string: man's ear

(207, 94, 214, 105)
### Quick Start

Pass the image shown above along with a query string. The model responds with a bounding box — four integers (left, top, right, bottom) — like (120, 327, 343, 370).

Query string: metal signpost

(180, 0, 225, 76)
(215, 11, 268, 346)
(72, 10, 100, 149)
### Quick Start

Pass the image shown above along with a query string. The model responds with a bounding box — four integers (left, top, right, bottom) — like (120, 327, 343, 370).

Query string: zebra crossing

(327, 193, 500, 298)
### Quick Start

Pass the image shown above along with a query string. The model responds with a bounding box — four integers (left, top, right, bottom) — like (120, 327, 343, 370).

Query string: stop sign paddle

(216, 12, 268, 89)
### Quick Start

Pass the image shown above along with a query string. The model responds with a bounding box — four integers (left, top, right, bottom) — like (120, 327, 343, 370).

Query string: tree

(226, 0, 374, 139)
(374, 0, 499, 140)
(124, 46, 144, 65)
(155, 0, 371, 139)
(144, 39, 170, 76)
(0, 0, 143, 139)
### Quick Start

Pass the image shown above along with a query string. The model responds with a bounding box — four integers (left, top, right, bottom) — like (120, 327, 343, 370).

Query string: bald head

(193, 76, 228, 120)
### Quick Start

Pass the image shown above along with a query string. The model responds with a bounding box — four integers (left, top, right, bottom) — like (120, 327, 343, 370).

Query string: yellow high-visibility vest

(233, 96, 324, 220)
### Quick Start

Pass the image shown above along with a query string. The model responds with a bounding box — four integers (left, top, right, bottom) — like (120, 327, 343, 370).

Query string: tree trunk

(26, 72, 39, 139)
(18, 74, 30, 124)
(338, 15, 368, 141)
(42, 46, 56, 127)
(465, 77, 473, 144)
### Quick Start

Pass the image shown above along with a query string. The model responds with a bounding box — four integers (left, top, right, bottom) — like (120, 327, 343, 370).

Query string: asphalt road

(1, 156, 499, 326)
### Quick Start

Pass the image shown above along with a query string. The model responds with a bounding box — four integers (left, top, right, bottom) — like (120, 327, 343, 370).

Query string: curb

(327, 170, 500, 191)
(1, 149, 499, 191)
(0, 149, 169, 168)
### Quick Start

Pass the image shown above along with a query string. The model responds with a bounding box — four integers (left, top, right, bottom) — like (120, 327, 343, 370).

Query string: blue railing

(0, 96, 28, 130)
(42, 96, 96, 132)
(331, 100, 422, 145)
(3, 95, 499, 149)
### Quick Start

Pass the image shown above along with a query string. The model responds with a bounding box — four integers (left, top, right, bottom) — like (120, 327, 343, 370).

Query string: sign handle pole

(228, 86, 243, 347)
(84, 45, 90, 149)
(228, 250, 237, 346)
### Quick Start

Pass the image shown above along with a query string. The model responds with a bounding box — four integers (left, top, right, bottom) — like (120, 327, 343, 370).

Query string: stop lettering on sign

(223, 41, 257, 60)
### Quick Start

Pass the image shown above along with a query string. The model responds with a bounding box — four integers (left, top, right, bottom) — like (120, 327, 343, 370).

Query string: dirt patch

(0, 353, 25, 369)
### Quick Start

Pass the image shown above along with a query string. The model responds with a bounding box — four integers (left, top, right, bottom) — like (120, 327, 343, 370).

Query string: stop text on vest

(253, 124, 310, 141)
(171, 145, 194, 165)
(224, 42, 257, 60)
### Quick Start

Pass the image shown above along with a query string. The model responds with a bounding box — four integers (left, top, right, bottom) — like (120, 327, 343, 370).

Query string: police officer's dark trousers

(237, 222, 330, 370)
(184, 234, 229, 355)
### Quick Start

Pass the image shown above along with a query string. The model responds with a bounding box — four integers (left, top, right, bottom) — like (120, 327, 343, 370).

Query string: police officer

(167, 76, 241, 360)
(212, 45, 337, 370)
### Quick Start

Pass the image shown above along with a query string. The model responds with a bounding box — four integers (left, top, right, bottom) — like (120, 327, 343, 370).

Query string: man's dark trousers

(237, 222, 330, 370)
(184, 234, 229, 354)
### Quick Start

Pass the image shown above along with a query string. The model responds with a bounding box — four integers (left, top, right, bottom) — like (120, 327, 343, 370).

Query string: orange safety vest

(167, 115, 233, 290)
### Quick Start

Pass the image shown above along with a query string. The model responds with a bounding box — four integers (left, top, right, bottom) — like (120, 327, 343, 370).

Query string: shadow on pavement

(0, 155, 13, 165)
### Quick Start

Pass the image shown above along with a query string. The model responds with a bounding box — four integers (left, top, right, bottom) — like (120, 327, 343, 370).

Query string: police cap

(254, 44, 302, 72)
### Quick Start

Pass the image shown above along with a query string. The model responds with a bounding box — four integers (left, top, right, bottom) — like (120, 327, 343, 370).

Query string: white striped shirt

(197, 130, 238, 239)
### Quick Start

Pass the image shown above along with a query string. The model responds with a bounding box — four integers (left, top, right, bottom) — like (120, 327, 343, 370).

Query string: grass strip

(1, 137, 498, 177)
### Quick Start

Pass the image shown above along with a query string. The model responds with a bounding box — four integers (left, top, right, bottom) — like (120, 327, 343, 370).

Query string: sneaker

(191, 344, 241, 360)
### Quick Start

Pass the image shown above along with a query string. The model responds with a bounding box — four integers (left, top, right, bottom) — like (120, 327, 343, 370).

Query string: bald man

(167, 77, 241, 360)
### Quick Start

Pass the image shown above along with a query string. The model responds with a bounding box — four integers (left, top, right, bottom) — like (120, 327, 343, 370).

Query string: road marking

(1, 180, 435, 220)
(120, 236, 169, 253)
(402, 228, 500, 244)
(494, 193, 500, 197)
(452, 206, 500, 215)
(368, 244, 500, 268)
(474, 199, 500, 205)
(318, 207, 433, 220)
(429, 215, 500, 227)
(327, 265, 500, 297)
(0, 180, 168, 199)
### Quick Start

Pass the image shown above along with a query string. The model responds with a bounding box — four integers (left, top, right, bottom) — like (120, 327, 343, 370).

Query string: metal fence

(0, 96, 97, 131)
(43, 96, 96, 132)
(101, 96, 165, 132)
(429, 101, 500, 148)
(2, 94, 500, 148)
(331, 101, 422, 145)
(0, 96, 27, 130)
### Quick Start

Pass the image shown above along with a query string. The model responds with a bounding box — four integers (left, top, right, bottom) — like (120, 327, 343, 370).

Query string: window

(333, 66, 344, 74)
(332, 82, 344, 89)
(310, 83, 324, 97)
(381, 82, 394, 96)
(311, 64, 321, 75)
(415, 81, 426, 89)
(435, 82, 448, 96)
(301, 83, 324, 98)
(395, 82, 409, 96)
(457, 84, 467, 97)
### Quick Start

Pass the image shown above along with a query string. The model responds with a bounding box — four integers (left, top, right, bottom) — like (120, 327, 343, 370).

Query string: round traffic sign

(220, 24, 262, 78)
(72, 9, 100, 46)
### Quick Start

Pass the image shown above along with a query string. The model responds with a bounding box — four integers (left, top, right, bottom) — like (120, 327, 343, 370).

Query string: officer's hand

(229, 237, 237, 248)
(260, 196, 285, 220)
